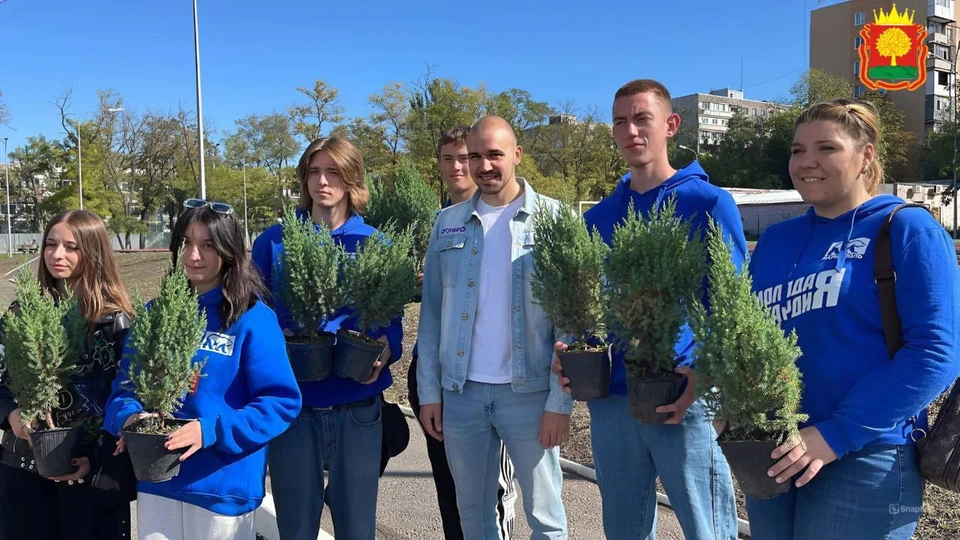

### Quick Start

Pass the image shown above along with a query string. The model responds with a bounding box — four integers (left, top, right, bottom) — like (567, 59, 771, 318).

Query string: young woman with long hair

(0, 210, 136, 540)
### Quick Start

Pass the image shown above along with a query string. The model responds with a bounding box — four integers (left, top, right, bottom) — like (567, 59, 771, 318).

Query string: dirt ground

(104, 254, 960, 538)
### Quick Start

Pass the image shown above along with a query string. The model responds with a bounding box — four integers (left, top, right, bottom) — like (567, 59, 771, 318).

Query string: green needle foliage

(277, 204, 345, 341)
(605, 196, 706, 379)
(1, 270, 83, 429)
(531, 202, 609, 347)
(342, 225, 416, 338)
(123, 259, 206, 428)
(691, 218, 807, 441)
(365, 159, 439, 272)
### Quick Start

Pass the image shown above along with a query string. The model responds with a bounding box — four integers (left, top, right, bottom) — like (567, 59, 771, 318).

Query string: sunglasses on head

(183, 198, 234, 215)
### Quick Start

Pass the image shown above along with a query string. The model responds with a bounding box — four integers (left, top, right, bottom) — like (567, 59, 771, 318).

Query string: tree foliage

(1, 271, 84, 428)
(341, 227, 416, 336)
(277, 205, 344, 341)
(530, 202, 609, 346)
(691, 220, 807, 440)
(605, 197, 706, 378)
(122, 260, 206, 424)
(364, 159, 438, 270)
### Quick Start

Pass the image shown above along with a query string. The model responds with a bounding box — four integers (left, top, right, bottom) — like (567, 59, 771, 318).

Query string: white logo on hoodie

(199, 331, 235, 356)
(822, 237, 871, 261)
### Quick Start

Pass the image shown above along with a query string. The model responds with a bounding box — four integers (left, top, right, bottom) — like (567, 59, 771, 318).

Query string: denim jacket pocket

(436, 233, 468, 288)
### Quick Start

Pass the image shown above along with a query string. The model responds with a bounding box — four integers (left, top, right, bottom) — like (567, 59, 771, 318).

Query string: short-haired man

(408, 125, 517, 539)
(418, 116, 571, 539)
(555, 79, 743, 539)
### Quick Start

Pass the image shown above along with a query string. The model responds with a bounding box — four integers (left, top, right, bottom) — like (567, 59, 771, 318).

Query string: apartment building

(671, 88, 786, 155)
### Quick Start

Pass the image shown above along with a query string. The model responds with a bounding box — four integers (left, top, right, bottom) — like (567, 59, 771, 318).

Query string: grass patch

(868, 65, 918, 81)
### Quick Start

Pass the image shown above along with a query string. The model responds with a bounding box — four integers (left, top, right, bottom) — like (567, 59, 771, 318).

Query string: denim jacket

(416, 178, 573, 415)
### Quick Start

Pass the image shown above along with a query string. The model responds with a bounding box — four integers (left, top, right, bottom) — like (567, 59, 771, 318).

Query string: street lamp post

(678, 143, 700, 162)
(242, 160, 249, 249)
(3, 137, 10, 257)
(194, 0, 207, 200)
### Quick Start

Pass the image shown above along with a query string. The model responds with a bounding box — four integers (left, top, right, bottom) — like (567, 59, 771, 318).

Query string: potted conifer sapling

(606, 197, 706, 423)
(120, 261, 206, 483)
(531, 202, 611, 400)
(1, 270, 86, 478)
(691, 219, 807, 499)
(278, 204, 345, 381)
(334, 227, 416, 382)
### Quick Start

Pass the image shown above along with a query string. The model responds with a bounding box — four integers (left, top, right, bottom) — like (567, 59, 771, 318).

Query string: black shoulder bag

(875, 203, 960, 493)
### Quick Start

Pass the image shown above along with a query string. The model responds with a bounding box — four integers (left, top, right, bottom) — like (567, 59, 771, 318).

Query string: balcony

(929, 0, 955, 23)
(928, 31, 951, 45)
(927, 55, 953, 72)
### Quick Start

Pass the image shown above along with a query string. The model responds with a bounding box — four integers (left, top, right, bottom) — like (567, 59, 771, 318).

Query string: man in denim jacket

(417, 116, 571, 539)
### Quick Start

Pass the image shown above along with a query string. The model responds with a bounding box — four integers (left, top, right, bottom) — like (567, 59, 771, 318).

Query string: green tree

(289, 79, 344, 142)
(8, 136, 71, 231)
(364, 159, 438, 271)
(341, 227, 416, 337)
(789, 68, 854, 107)
(861, 90, 916, 181)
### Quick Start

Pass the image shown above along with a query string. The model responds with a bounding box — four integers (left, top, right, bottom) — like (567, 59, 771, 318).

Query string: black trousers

(408, 355, 515, 540)
(0, 459, 131, 540)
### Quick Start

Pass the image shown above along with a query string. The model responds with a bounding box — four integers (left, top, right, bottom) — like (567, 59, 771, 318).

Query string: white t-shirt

(466, 194, 525, 384)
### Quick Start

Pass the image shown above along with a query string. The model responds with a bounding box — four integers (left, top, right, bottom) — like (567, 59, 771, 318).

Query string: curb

(397, 405, 752, 538)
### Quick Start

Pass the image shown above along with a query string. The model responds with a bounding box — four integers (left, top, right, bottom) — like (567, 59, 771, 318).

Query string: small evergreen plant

(605, 196, 706, 379)
(691, 219, 807, 441)
(1, 270, 85, 430)
(365, 159, 438, 272)
(278, 204, 345, 341)
(123, 259, 206, 432)
(341, 226, 416, 340)
(531, 202, 609, 348)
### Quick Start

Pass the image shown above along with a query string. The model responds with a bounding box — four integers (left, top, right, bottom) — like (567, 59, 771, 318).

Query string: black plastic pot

(122, 418, 193, 483)
(719, 437, 791, 499)
(334, 330, 386, 382)
(626, 374, 686, 424)
(286, 333, 335, 382)
(560, 349, 610, 401)
(29, 427, 81, 478)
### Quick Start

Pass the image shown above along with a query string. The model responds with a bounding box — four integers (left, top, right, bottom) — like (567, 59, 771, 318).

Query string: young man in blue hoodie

(251, 136, 404, 540)
(407, 125, 517, 540)
(554, 79, 741, 539)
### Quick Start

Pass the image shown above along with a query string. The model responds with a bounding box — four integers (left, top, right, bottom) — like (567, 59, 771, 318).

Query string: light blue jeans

(267, 398, 382, 540)
(442, 383, 567, 540)
(587, 395, 738, 540)
(745, 445, 923, 539)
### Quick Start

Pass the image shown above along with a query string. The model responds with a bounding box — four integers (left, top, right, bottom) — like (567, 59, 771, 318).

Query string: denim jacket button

(467, 281, 475, 288)
(471, 248, 477, 255)
(457, 350, 464, 357)
(453, 383, 460, 391)
(461, 313, 468, 321)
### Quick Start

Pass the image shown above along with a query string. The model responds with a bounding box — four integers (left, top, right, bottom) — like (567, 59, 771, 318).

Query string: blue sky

(0, 0, 842, 155)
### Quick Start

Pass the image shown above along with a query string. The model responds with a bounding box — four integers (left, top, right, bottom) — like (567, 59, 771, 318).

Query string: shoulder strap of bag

(875, 203, 933, 359)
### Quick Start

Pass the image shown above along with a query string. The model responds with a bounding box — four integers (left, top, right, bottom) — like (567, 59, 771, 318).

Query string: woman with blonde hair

(745, 99, 960, 538)
(252, 136, 403, 540)
(0, 210, 136, 540)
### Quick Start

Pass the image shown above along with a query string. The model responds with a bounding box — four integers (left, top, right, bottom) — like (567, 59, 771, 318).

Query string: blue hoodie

(583, 161, 748, 395)
(104, 287, 302, 516)
(749, 194, 960, 459)
(251, 210, 404, 408)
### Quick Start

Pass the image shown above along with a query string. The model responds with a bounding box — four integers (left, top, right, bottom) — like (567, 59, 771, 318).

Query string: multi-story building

(811, 0, 960, 140)
(671, 88, 786, 155)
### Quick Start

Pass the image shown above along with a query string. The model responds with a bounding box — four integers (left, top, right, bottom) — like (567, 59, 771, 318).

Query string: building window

(700, 101, 707, 109)
(854, 84, 865, 97)
(752, 108, 757, 116)
(940, 71, 950, 86)
(854, 36, 863, 49)
(854, 12, 865, 25)
(937, 0, 949, 7)
(854, 61, 860, 75)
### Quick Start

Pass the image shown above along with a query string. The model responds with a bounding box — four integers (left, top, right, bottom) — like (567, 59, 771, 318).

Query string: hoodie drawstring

(835, 205, 861, 273)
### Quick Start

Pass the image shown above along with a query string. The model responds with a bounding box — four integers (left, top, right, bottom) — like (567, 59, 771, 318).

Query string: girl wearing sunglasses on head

(104, 200, 301, 540)
(0, 210, 136, 540)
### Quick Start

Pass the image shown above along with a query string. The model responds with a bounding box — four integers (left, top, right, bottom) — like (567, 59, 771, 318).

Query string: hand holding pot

(538, 411, 571, 449)
(655, 366, 697, 424)
(767, 426, 837, 488)
(165, 420, 204, 462)
(6, 408, 32, 443)
(115, 412, 159, 455)
(361, 337, 390, 385)
(419, 403, 443, 442)
(551, 342, 571, 394)
(48, 457, 90, 483)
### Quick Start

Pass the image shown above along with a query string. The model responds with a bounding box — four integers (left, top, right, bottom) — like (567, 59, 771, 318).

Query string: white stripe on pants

(136, 492, 255, 540)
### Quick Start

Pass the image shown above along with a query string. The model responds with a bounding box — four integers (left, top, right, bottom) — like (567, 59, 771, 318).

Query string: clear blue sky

(0, 0, 841, 155)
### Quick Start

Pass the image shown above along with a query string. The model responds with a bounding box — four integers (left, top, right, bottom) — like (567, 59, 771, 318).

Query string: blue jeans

(442, 383, 567, 540)
(267, 398, 382, 540)
(588, 395, 738, 540)
(745, 445, 923, 540)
